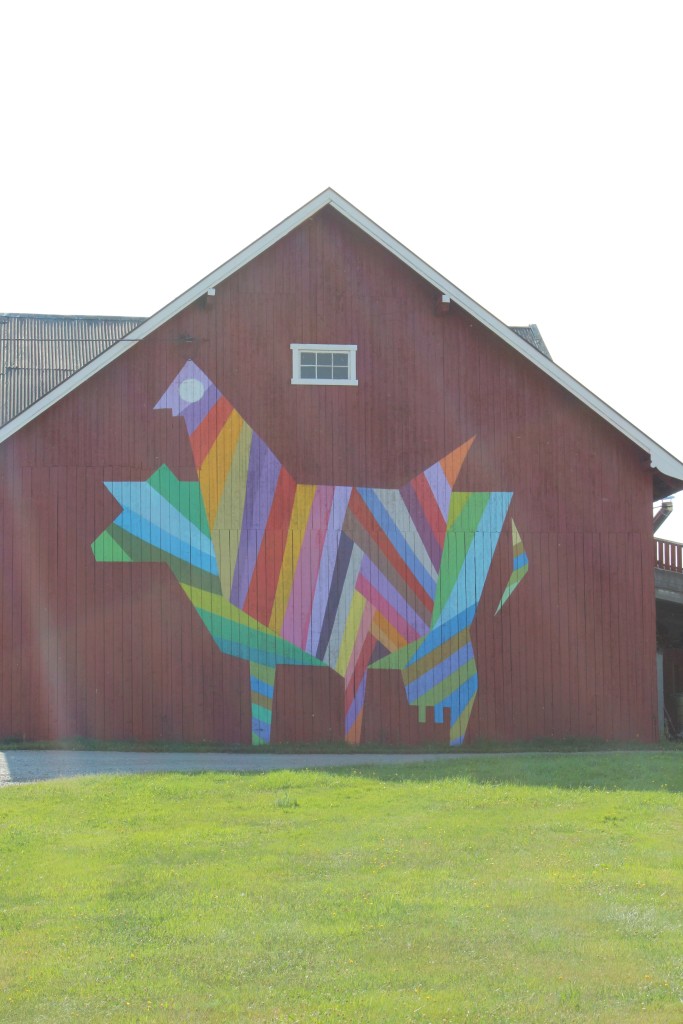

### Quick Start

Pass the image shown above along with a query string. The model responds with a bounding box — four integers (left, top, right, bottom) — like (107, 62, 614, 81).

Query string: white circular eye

(178, 378, 206, 403)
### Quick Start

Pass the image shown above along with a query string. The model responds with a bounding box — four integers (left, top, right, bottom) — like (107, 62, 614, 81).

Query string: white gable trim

(2, 188, 683, 483)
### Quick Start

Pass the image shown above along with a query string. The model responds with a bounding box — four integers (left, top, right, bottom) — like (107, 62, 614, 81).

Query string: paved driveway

(0, 749, 457, 786)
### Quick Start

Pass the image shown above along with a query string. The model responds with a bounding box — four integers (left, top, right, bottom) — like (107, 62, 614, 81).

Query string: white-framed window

(291, 344, 358, 386)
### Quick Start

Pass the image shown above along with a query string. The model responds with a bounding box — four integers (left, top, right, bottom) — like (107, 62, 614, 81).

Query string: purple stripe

(282, 486, 335, 648)
(182, 382, 222, 435)
(344, 673, 367, 736)
(405, 642, 474, 703)
(315, 531, 354, 661)
(230, 435, 282, 606)
(424, 462, 451, 521)
(305, 487, 352, 655)
(399, 483, 442, 569)
(358, 555, 429, 634)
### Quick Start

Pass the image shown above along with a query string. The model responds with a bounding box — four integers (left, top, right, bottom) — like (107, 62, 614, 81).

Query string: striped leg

(250, 662, 276, 745)
(344, 631, 375, 744)
(402, 628, 479, 746)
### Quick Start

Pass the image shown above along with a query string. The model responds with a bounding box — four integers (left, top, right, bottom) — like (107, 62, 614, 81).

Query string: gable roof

(0, 314, 145, 427)
(1, 188, 682, 492)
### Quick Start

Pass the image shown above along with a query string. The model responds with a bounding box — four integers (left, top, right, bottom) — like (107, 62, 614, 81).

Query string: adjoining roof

(0, 314, 145, 427)
(0, 314, 550, 426)
(1, 188, 682, 490)
(510, 324, 552, 360)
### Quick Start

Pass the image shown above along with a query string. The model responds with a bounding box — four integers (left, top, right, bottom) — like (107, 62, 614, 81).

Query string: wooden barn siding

(0, 207, 658, 743)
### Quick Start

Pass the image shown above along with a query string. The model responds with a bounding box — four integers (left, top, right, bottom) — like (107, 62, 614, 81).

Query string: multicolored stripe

(93, 360, 529, 747)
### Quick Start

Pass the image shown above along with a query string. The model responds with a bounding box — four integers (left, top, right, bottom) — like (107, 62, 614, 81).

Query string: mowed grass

(1, 754, 681, 1023)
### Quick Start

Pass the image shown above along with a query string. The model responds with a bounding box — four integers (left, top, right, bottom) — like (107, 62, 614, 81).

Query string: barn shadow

(306, 750, 683, 794)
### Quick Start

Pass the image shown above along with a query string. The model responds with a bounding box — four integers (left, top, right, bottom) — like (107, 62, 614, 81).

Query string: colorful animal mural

(92, 361, 528, 746)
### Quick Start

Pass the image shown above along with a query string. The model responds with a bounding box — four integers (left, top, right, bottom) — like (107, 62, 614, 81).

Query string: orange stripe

(411, 473, 447, 548)
(243, 468, 297, 624)
(371, 610, 405, 652)
(189, 396, 233, 468)
(440, 437, 475, 489)
(347, 490, 433, 610)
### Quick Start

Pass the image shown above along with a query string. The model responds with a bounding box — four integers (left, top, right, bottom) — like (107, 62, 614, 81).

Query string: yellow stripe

(212, 423, 253, 593)
(335, 591, 367, 675)
(511, 519, 525, 557)
(450, 692, 476, 744)
(214, 422, 252, 530)
(447, 491, 471, 528)
(268, 485, 317, 633)
(371, 611, 404, 652)
(181, 583, 278, 635)
(401, 628, 470, 685)
(198, 411, 243, 529)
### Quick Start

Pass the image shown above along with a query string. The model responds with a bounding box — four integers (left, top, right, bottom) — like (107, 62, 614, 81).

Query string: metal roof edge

(2, 188, 683, 485)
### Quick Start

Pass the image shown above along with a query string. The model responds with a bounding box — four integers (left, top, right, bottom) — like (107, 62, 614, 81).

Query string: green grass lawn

(1, 753, 681, 1023)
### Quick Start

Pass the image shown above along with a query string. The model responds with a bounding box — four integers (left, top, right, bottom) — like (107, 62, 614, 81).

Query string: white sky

(2, 1, 682, 538)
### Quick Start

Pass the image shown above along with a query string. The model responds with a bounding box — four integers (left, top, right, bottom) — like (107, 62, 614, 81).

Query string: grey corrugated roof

(510, 324, 552, 359)
(0, 311, 550, 427)
(0, 314, 145, 426)
(510, 324, 552, 360)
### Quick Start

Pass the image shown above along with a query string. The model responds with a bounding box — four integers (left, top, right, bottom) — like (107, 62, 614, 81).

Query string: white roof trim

(2, 188, 683, 483)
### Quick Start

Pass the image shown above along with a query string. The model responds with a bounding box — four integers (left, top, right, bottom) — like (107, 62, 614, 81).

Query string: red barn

(2, 189, 682, 746)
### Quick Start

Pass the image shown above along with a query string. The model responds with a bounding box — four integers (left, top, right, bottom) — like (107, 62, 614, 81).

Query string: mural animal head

(93, 360, 528, 746)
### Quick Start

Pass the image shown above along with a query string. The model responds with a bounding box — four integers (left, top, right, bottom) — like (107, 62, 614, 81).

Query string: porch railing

(655, 538, 683, 573)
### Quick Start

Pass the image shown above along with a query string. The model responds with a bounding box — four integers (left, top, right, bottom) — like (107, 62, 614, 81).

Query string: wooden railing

(655, 538, 683, 573)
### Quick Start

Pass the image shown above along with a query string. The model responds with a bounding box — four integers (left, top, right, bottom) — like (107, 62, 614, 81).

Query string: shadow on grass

(304, 751, 683, 794)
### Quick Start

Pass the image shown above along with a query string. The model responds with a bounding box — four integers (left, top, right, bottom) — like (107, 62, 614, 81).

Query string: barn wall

(0, 207, 659, 744)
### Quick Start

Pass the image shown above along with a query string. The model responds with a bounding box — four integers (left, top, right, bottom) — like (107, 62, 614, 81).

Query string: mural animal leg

(250, 662, 276, 745)
(402, 627, 478, 747)
(343, 626, 375, 744)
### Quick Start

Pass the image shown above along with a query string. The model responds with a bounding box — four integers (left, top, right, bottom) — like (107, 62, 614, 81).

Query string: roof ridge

(0, 191, 681, 489)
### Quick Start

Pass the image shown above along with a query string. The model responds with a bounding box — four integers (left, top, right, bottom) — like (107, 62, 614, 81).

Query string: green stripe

(432, 493, 491, 623)
(370, 637, 423, 670)
(413, 659, 477, 713)
(147, 465, 211, 536)
(92, 529, 132, 563)
(495, 566, 528, 614)
(194, 606, 325, 667)
(252, 703, 273, 724)
(106, 524, 221, 594)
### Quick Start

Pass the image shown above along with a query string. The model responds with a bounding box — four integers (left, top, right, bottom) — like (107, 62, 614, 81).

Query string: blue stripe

(108, 481, 213, 556)
(404, 643, 474, 703)
(252, 703, 273, 724)
(250, 677, 275, 699)
(115, 510, 218, 575)
(252, 718, 271, 742)
(344, 674, 368, 736)
(357, 489, 438, 598)
(433, 673, 478, 723)
(513, 553, 529, 571)
(406, 609, 473, 667)
(434, 492, 511, 630)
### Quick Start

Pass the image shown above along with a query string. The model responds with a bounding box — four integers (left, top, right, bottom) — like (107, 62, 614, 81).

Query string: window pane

(300, 353, 316, 366)
(317, 365, 332, 379)
(333, 353, 348, 367)
(333, 366, 348, 379)
(300, 365, 316, 378)
(317, 353, 333, 366)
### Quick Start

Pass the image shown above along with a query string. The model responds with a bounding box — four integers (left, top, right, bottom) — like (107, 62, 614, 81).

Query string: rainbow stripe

(93, 360, 529, 746)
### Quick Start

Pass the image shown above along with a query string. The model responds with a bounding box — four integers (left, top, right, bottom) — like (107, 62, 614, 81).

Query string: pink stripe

(344, 603, 374, 684)
(355, 575, 421, 644)
(281, 486, 335, 647)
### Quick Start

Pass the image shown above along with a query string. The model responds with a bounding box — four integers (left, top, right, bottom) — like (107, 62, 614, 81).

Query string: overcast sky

(3, 1, 682, 538)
